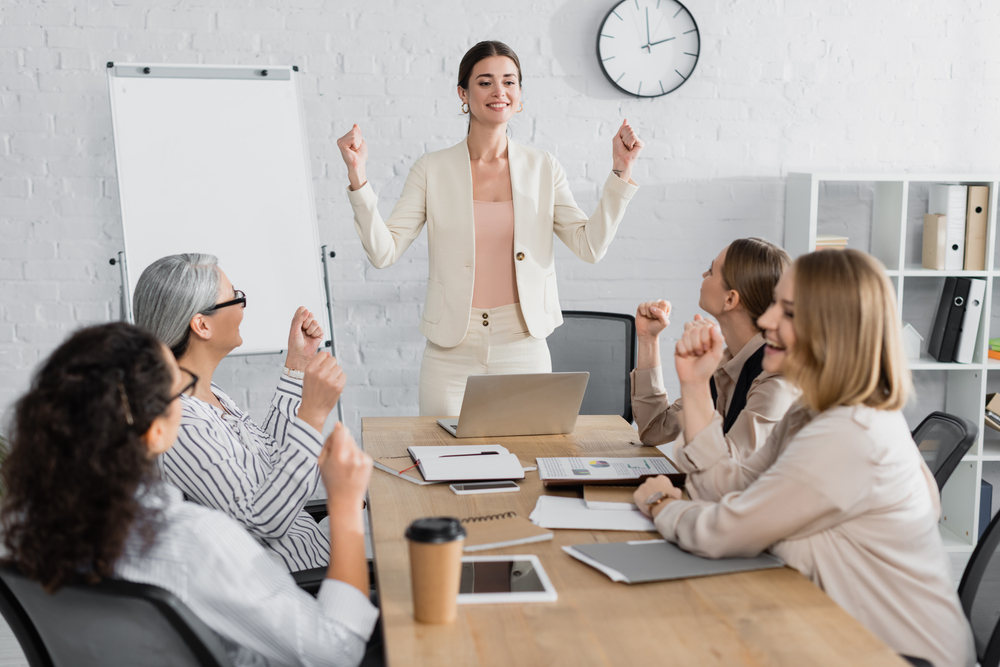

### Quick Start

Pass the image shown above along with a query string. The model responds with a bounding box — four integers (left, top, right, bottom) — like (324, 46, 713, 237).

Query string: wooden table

(364, 415, 906, 667)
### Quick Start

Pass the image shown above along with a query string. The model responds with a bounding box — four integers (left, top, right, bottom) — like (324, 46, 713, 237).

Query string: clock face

(597, 0, 700, 98)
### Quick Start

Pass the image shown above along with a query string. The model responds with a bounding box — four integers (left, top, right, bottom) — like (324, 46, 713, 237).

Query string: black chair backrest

(0, 565, 232, 667)
(960, 508, 1000, 667)
(910, 411, 977, 491)
(547, 311, 637, 423)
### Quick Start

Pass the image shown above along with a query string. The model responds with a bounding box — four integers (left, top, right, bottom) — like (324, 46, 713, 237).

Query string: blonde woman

(634, 249, 973, 667)
(336, 40, 643, 416)
(631, 237, 798, 463)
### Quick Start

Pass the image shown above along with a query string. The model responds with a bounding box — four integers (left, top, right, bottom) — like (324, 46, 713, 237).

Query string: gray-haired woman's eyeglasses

(207, 289, 246, 312)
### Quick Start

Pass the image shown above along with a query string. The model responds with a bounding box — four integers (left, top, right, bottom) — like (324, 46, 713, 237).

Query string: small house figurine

(902, 323, 924, 360)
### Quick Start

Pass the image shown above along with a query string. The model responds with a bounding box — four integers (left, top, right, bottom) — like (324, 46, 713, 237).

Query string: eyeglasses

(207, 289, 246, 312)
(171, 368, 199, 402)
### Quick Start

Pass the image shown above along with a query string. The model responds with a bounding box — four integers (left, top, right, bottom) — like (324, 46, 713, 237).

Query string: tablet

(456, 554, 557, 604)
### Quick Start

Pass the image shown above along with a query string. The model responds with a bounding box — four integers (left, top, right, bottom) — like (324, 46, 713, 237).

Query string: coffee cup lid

(405, 517, 467, 544)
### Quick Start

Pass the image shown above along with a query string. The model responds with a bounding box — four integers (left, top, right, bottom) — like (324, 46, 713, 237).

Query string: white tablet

(456, 554, 558, 604)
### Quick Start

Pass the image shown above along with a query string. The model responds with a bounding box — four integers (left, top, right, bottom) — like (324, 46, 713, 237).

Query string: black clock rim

(595, 0, 701, 99)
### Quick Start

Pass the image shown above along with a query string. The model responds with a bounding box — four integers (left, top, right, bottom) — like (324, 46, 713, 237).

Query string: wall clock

(597, 0, 700, 98)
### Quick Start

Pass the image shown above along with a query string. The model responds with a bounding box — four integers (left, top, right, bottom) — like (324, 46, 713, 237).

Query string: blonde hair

(720, 237, 791, 325)
(783, 249, 911, 412)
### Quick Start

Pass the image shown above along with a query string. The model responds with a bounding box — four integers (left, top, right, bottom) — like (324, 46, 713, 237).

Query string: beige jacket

(631, 334, 799, 462)
(347, 138, 638, 348)
(654, 403, 975, 667)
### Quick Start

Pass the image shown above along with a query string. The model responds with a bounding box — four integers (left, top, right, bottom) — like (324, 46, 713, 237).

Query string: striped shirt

(157, 374, 329, 571)
(116, 483, 379, 667)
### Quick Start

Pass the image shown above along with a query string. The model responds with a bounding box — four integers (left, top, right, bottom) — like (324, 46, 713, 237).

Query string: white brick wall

(2, 0, 1000, 442)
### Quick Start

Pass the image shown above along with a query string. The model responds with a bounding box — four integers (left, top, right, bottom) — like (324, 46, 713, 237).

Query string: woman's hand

(634, 475, 683, 518)
(612, 118, 644, 183)
(336, 124, 368, 191)
(285, 307, 324, 372)
(318, 422, 373, 512)
(636, 299, 671, 340)
(298, 352, 347, 433)
(674, 315, 725, 387)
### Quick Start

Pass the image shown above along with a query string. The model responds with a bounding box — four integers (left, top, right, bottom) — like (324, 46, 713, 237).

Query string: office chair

(0, 564, 232, 667)
(911, 411, 978, 491)
(959, 507, 1000, 667)
(547, 310, 637, 423)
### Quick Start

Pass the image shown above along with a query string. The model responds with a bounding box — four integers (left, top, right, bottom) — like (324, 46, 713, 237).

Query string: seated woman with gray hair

(134, 253, 346, 573)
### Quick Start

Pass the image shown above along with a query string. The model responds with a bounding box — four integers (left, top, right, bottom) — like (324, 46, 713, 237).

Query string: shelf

(896, 268, 990, 278)
(908, 356, 984, 370)
(939, 524, 974, 552)
(788, 172, 1000, 183)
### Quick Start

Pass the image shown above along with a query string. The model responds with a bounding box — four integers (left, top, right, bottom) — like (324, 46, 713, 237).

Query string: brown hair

(457, 40, 522, 90)
(720, 237, 791, 325)
(783, 249, 911, 412)
(1, 323, 173, 592)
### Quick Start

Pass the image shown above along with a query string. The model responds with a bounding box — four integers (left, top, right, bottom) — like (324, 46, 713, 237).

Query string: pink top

(472, 200, 519, 309)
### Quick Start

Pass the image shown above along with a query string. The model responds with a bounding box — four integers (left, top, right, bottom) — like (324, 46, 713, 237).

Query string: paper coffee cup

(405, 517, 466, 624)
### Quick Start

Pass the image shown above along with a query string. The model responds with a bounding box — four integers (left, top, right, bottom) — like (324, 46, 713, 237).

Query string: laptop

(437, 372, 590, 438)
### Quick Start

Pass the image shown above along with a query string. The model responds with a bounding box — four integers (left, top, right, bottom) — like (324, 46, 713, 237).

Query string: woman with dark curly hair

(1, 322, 377, 667)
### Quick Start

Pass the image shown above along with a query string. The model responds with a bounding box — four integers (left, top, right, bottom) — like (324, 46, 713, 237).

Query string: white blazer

(347, 137, 639, 348)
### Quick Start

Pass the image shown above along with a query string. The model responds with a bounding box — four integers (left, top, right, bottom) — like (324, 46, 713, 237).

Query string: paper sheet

(528, 495, 656, 532)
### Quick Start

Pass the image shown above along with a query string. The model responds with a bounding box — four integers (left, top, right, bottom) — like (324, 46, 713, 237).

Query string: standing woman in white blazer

(336, 40, 644, 415)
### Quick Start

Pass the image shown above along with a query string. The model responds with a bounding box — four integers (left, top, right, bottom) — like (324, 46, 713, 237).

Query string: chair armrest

(291, 567, 327, 596)
(304, 499, 328, 523)
(899, 655, 934, 667)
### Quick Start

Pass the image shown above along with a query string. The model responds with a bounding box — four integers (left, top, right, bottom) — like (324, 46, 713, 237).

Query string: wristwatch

(644, 491, 673, 514)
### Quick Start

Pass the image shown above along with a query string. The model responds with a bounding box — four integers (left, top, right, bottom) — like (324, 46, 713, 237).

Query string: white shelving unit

(785, 173, 1000, 555)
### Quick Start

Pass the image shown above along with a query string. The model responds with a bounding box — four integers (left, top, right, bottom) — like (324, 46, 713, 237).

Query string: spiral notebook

(460, 512, 554, 552)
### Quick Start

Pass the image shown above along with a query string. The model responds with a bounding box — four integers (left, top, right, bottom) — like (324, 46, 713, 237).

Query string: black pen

(439, 451, 501, 458)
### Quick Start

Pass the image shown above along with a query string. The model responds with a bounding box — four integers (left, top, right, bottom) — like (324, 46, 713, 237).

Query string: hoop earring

(517, 101, 524, 113)
(462, 103, 470, 114)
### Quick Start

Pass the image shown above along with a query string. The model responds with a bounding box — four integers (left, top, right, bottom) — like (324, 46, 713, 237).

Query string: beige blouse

(630, 333, 799, 465)
(472, 200, 519, 309)
(653, 403, 974, 667)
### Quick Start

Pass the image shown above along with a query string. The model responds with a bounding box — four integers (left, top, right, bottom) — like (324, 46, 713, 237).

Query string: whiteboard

(107, 63, 329, 355)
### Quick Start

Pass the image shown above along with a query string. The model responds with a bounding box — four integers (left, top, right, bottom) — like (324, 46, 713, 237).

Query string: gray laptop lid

(451, 372, 589, 438)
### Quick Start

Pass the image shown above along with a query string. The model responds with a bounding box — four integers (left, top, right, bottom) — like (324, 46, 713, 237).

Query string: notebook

(564, 539, 784, 584)
(459, 512, 554, 552)
(407, 445, 525, 482)
(373, 455, 437, 486)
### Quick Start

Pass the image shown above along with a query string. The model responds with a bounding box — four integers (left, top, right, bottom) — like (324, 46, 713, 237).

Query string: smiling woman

(633, 250, 974, 667)
(336, 40, 646, 416)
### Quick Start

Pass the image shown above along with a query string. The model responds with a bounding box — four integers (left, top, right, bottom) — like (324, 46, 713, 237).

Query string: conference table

(363, 415, 907, 667)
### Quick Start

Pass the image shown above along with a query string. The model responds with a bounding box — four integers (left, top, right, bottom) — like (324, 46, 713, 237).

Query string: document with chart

(536, 457, 682, 487)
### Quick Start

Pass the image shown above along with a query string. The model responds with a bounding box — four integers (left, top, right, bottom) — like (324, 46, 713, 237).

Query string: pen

(439, 451, 501, 458)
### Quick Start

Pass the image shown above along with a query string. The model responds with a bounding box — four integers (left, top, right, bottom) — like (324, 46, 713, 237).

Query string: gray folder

(568, 540, 784, 584)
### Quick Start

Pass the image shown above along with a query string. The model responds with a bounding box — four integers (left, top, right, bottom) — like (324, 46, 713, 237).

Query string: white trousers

(418, 303, 552, 416)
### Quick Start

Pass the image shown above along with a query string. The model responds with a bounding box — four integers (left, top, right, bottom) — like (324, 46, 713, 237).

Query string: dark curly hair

(1, 322, 174, 592)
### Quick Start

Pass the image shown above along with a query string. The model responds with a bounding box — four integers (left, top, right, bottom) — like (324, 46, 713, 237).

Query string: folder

(929, 184, 969, 271)
(927, 277, 971, 362)
(965, 186, 990, 271)
(563, 539, 784, 584)
(954, 278, 985, 363)
(922, 214, 947, 270)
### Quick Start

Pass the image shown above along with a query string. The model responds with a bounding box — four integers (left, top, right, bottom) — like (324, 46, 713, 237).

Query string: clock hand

(648, 36, 676, 47)
(645, 8, 651, 52)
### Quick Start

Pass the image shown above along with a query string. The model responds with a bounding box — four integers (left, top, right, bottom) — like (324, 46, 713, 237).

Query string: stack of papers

(528, 495, 656, 532)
